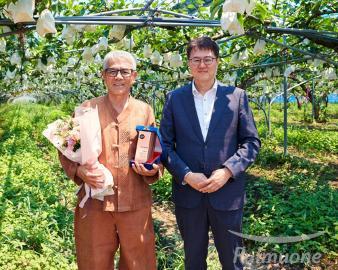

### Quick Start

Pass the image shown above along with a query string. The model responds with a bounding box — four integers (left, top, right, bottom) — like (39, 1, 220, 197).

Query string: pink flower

(66, 138, 75, 150)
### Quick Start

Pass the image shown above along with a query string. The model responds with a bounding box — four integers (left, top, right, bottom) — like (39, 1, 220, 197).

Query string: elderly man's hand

(199, 168, 232, 193)
(132, 161, 161, 177)
(76, 163, 105, 189)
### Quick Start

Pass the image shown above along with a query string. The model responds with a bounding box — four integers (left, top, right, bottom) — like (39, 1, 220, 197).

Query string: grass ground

(0, 102, 337, 269)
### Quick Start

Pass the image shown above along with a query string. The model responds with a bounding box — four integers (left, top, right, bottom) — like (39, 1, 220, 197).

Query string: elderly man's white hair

(103, 50, 137, 70)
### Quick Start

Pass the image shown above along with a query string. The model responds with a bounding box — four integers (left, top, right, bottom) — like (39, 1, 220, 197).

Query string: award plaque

(134, 130, 156, 163)
(130, 125, 163, 170)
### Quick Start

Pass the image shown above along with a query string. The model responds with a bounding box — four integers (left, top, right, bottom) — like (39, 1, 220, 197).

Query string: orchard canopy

(0, 0, 337, 118)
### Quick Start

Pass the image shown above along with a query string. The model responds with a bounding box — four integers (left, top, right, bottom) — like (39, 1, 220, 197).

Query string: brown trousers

(74, 199, 156, 270)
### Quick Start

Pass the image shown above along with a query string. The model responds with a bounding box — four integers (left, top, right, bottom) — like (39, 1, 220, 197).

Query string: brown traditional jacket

(59, 95, 161, 212)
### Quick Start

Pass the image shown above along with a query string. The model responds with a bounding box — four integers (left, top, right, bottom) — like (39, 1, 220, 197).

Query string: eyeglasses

(105, 68, 134, 78)
(189, 57, 217, 66)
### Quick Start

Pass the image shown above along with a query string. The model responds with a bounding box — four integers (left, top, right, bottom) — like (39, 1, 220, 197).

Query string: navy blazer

(160, 83, 261, 211)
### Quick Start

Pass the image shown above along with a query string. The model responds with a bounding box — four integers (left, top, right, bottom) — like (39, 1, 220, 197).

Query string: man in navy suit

(160, 37, 261, 270)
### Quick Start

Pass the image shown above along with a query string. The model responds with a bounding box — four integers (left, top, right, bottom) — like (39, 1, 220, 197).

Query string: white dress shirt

(192, 80, 218, 141)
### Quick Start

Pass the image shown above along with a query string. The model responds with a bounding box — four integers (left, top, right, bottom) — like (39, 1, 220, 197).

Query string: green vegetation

(1, 102, 336, 269)
(0, 104, 77, 269)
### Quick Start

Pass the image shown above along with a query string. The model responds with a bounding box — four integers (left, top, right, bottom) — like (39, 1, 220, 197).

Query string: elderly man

(160, 37, 261, 270)
(59, 50, 161, 270)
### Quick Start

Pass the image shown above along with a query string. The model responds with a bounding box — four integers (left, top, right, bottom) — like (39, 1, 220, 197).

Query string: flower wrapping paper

(43, 106, 114, 208)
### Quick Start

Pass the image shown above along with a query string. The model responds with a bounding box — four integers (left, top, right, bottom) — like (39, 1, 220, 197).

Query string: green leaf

(254, 2, 269, 21)
(210, 0, 224, 19)
(237, 13, 244, 25)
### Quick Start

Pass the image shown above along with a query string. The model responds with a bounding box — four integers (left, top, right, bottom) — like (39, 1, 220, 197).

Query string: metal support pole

(312, 76, 315, 122)
(283, 35, 288, 156)
(268, 101, 271, 136)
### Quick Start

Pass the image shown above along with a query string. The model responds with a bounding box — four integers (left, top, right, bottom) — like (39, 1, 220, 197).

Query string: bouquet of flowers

(44, 117, 81, 159)
(43, 105, 114, 208)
